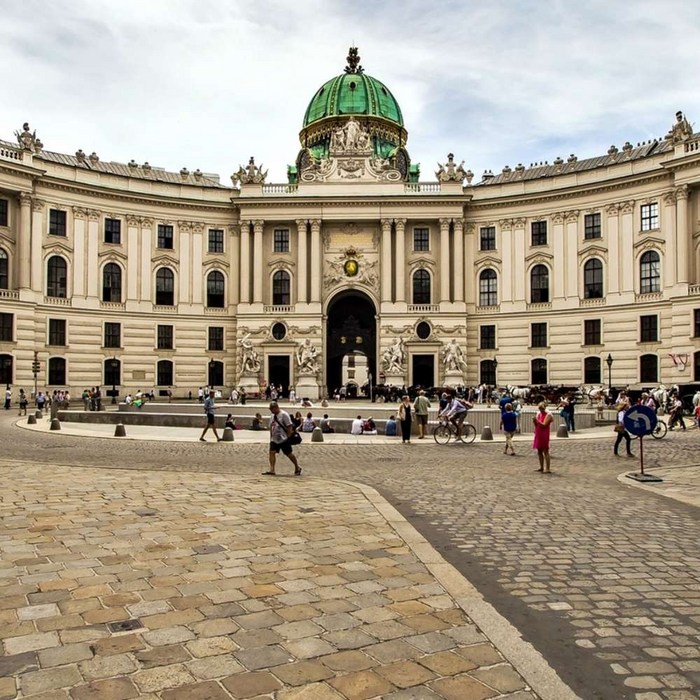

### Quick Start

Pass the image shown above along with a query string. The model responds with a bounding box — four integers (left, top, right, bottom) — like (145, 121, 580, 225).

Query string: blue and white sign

(623, 405, 658, 437)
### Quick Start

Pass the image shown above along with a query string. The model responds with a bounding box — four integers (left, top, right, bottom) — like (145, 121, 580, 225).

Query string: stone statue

(296, 338, 320, 375)
(232, 156, 268, 185)
(667, 111, 693, 144)
(382, 337, 405, 373)
(329, 117, 372, 155)
(14, 123, 43, 153)
(436, 153, 468, 183)
(443, 338, 467, 373)
(238, 333, 261, 375)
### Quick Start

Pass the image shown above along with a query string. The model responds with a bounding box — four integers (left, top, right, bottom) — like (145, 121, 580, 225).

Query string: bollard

(27, 414, 37, 425)
(50, 418, 61, 431)
(311, 427, 324, 443)
(556, 424, 569, 438)
(222, 427, 235, 442)
(35, 410, 42, 419)
(114, 423, 126, 437)
(480, 425, 493, 441)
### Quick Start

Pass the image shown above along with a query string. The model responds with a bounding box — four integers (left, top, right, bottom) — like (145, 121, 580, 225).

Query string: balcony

(153, 304, 177, 313)
(100, 301, 126, 311)
(579, 297, 605, 307)
(0, 289, 19, 300)
(404, 182, 441, 194)
(261, 184, 298, 195)
(43, 296, 72, 306)
(475, 304, 500, 314)
(263, 305, 293, 314)
(407, 304, 439, 313)
(204, 306, 228, 314)
(526, 302, 552, 311)
(634, 292, 663, 303)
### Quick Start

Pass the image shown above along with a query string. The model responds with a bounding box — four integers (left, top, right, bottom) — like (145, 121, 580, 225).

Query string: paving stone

(232, 628, 283, 648)
(383, 688, 443, 700)
(90, 634, 146, 656)
(429, 674, 498, 700)
(161, 681, 231, 700)
(20, 667, 83, 696)
(142, 626, 196, 646)
(282, 637, 337, 659)
(376, 659, 437, 688)
(234, 610, 285, 630)
(69, 677, 140, 700)
(471, 664, 527, 693)
(38, 643, 93, 668)
(132, 664, 196, 693)
(79, 652, 138, 680)
(18, 604, 61, 621)
(4, 632, 60, 655)
(0, 651, 40, 676)
(221, 670, 283, 698)
(406, 631, 456, 653)
(0, 679, 16, 700)
(623, 676, 665, 689)
(454, 643, 504, 667)
(322, 629, 377, 650)
(187, 654, 245, 680)
(273, 660, 335, 686)
(275, 682, 345, 699)
(365, 639, 423, 663)
(234, 644, 294, 671)
(135, 644, 192, 668)
(328, 669, 396, 699)
(320, 649, 376, 672)
(418, 650, 479, 675)
(186, 636, 237, 658)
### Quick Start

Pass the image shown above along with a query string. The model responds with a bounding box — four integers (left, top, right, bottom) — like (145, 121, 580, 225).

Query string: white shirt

(351, 418, 363, 435)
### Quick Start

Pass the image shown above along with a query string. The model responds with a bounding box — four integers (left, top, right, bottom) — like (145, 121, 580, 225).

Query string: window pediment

(578, 246, 608, 262)
(204, 259, 230, 273)
(43, 239, 73, 255)
(525, 251, 553, 265)
(633, 236, 664, 252)
(268, 259, 295, 272)
(409, 257, 434, 273)
(151, 253, 179, 266)
(475, 256, 501, 272)
(98, 249, 128, 263)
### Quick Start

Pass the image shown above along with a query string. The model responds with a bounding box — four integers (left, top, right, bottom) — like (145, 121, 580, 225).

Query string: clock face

(344, 259, 359, 277)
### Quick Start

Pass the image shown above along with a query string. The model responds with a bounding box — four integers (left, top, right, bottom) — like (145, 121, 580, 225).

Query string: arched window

(0, 354, 13, 385)
(531, 358, 548, 385)
(480, 359, 497, 386)
(478, 269, 498, 307)
(208, 360, 224, 387)
(104, 358, 121, 387)
(0, 249, 8, 289)
(102, 263, 122, 303)
(157, 359, 173, 386)
(272, 270, 290, 306)
(206, 270, 225, 308)
(412, 269, 431, 304)
(530, 265, 549, 303)
(584, 356, 601, 384)
(640, 251, 661, 293)
(155, 268, 174, 306)
(48, 357, 66, 385)
(47, 256, 67, 298)
(583, 259, 603, 299)
(640, 354, 658, 383)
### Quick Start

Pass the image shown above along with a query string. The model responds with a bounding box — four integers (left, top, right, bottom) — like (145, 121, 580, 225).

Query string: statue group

(382, 337, 405, 374)
(296, 338, 320, 375)
(237, 333, 261, 375)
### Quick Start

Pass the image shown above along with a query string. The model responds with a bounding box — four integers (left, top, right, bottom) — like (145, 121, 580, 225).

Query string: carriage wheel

(651, 420, 667, 440)
(433, 424, 452, 445)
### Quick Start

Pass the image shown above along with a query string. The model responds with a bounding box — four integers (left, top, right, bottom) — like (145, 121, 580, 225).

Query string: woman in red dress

(532, 402, 553, 473)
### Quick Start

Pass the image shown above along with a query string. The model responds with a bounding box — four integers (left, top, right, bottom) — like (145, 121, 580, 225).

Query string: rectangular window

(104, 322, 121, 349)
(208, 229, 224, 253)
(479, 226, 496, 251)
(273, 229, 290, 253)
(104, 218, 121, 244)
(480, 325, 496, 350)
(641, 203, 659, 231)
(157, 224, 174, 249)
(0, 198, 8, 227)
(531, 322, 548, 348)
(694, 309, 700, 338)
(584, 213, 601, 240)
(0, 312, 12, 342)
(583, 319, 601, 346)
(640, 315, 658, 343)
(208, 326, 224, 352)
(413, 228, 430, 252)
(157, 324, 173, 350)
(48, 319, 66, 346)
(49, 209, 67, 236)
(531, 220, 547, 246)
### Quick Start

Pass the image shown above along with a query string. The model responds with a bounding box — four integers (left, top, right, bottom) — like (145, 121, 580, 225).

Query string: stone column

(452, 218, 464, 302)
(29, 198, 44, 294)
(565, 211, 579, 298)
(605, 204, 620, 295)
(310, 219, 321, 303)
(72, 207, 86, 297)
(126, 216, 139, 301)
(191, 223, 203, 305)
(296, 219, 308, 303)
(676, 185, 689, 284)
(17, 192, 32, 289)
(253, 220, 264, 303)
(439, 218, 451, 302)
(86, 210, 100, 298)
(499, 219, 513, 303)
(381, 219, 393, 303)
(140, 218, 153, 302)
(178, 222, 191, 305)
(240, 222, 251, 304)
(662, 193, 676, 289)
(619, 201, 635, 293)
(229, 224, 240, 305)
(395, 219, 406, 302)
(551, 213, 565, 299)
(513, 218, 526, 302)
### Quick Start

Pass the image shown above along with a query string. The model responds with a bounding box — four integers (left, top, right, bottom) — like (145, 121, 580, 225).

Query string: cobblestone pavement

(3, 412, 700, 699)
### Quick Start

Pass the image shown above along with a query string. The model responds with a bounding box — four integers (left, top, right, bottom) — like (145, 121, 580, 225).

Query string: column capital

(393, 218, 406, 229)
(127, 215, 140, 227)
(452, 218, 464, 232)
(72, 206, 86, 219)
(228, 223, 241, 236)
(439, 218, 451, 230)
(17, 192, 32, 207)
(295, 219, 308, 229)
(31, 198, 45, 212)
(310, 219, 322, 231)
(88, 209, 101, 221)
(605, 203, 620, 216)
(381, 219, 393, 233)
(253, 219, 264, 232)
(675, 184, 689, 201)
(619, 200, 635, 215)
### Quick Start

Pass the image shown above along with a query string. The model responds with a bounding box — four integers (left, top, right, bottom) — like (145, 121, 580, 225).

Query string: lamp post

(368, 372, 373, 402)
(605, 353, 613, 395)
(110, 357, 119, 404)
(493, 357, 498, 388)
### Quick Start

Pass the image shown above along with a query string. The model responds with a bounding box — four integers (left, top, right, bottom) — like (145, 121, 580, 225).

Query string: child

(225, 413, 235, 430)
(500, 402, 517, 456)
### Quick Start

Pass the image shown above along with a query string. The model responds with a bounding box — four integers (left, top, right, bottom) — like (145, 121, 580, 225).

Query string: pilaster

(452, 218, 464, 302)
(675, 185, 689, 285)
(296, 219, 308, 303)
(439, 218, 450, 302)
(17, 192, 31, 289)
(394, 218, 406, 303)
(252, 220, 264, 303)
(310, 219, 321, 303)
(381, 219, 392, 303)
(240, 222, 251, 304)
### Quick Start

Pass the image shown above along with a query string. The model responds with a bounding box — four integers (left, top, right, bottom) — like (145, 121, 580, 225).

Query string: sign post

(623, 405, 662, 483)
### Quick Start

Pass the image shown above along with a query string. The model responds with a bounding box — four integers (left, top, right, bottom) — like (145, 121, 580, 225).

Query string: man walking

(263, 401, 302, 476)
(199, 389, 221, 442)
(413, 389, 431, 439)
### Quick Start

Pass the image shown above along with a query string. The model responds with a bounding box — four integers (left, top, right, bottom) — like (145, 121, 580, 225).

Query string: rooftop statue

(667, 110, 693, 144)
(436, 153, 468, 183)
(344, 46, 364, 74)
(329, 117, 372, 155)
(14, 122, 43, 153)
(231, 156, 268, 185)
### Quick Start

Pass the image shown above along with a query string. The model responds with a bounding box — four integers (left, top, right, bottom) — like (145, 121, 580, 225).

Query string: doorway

(0, 354, 12, 386)
(412, 354, 434, 388)
(268, 355, 290, 396)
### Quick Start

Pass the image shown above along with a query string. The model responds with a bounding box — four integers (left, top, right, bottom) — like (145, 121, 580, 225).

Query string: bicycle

(629, 419, 667, 440)
(433, 414, 477, 445)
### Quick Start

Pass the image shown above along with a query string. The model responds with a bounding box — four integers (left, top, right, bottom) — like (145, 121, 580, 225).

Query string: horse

(505, 385, 531, 402)
(578, 385, 609, 405)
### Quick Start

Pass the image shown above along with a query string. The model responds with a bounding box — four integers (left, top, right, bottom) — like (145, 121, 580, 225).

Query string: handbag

(613, 424, 624, 433)
(288, 431, 302, 445)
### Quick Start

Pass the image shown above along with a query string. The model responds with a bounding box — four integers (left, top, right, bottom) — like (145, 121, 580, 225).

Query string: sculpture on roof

(344, 46, 364, 74)
(231, 156, 268, 186)
(329, 117, 372, 155)
(14, 123, 43, 153)
(667, 111, 693, 144)
(436, 153, 468, 183)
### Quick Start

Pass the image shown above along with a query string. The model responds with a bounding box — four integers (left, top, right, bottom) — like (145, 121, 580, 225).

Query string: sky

(1, 0, 699, 184)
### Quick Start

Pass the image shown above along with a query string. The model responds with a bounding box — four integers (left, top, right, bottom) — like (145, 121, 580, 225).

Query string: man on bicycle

(440, 395, 472, 437)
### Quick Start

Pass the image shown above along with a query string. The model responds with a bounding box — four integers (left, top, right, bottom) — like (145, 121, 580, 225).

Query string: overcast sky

(2, 0, 699, 184)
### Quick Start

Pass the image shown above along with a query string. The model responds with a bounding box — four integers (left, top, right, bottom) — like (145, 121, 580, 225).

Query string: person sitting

(301, 412, 316, 432)
(225, 413, 235, 430)
(351, 415, 363, 435)
(301, 397, 313, 408)
(251, 412, 265, 430)
(292, 411, 303, 431)
(385, 415, 397, 436)
(124, 393, 133, 406)
(362, 417, 377, 435)
(320, 414, 335, 433)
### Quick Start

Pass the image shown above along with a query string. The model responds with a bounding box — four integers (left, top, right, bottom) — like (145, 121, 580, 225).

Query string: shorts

(270, 440, 292, 455)
(206, 412, 215, 425)
(416, 414, 428, 426)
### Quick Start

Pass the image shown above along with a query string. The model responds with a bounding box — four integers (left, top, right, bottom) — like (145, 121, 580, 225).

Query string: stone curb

(617, 465, 700, 510)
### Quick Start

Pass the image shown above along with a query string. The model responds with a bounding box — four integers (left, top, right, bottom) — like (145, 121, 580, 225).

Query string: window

(480, 359, 497, 386)
(412, 269, 431, 304)
(46, 256, 67, 298)
(0, 249, 7, 288)
(49, 209, 66, 236)
(584, 213, 601, 240)
(155, 268, 174, 305)
(272, 270, 291, 305)
(104, 358, 120, 387)
(479, 226, 496, 251)
(640, 251, 661, 293)
(102, 263, 122, 302)
(157, 325, 173, 350)
(478, 269, 497, 306)
(530, 265, 549, 303)
(584, 357, 602, 384)
(531, 358, 548, 385)
(413, 228, 429, 252)
(208, 360, 224, 387)
(206, 270, 225, 308)
(531, 322, 547, 348)
(416, 321, 431, 340)
(157, 224, 174, 249)
(271, 323, 287, 341)
(583, 258, 603, 299)
(0, 354, 12, 385)
(273, 229, 290, 253)
(208, 327, 224, 352)
(48, 319, 66, 346)
(641, 202, 659, 231)
(640, 354, 658, 383)
(104, 218, 121, 244)
(584, 319, 601, 346)
(694, 309, 700, 338)
(640, 315, 658, 343)
(480, 325, 496, 350)
(531, 220, 547, 246)
(48, 357, 66, 385)
(695, 351, 700, 382)
(0, 198, 7, 227)
(0, 313, 12, 342)
(104, 322, 121, 349)
(157, 359, 173, 386)
(208, 229, 224, 253)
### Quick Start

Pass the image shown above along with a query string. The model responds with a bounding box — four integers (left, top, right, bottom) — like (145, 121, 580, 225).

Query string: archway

(326, 290, 377, 397)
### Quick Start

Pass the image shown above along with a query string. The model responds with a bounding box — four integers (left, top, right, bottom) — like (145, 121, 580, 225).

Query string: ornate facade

(1, 51, 699, 398)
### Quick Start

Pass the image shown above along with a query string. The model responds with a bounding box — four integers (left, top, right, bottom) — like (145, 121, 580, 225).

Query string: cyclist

(439, 395, 473, 438)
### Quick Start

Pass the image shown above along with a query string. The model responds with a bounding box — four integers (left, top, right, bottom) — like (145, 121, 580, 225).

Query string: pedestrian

(199, 389, 221, 442)
(613, 404, 634, 457)
(558, 393, 576, 432)
(36, 392, 46, 411)
(694, 402, 700, 429)
(4, 385, 11, 410)
(398, 394, 413, 443)
(668, 395, 686, 431)
(500, 402, 517, 456)
(413, 389, 431, 439)
(263, 401, 302, 476)
(251, 412, 264, 430)
(532, 402, 553, 473)
(18, 389, 28, 416)
(292, 411, 303, 431)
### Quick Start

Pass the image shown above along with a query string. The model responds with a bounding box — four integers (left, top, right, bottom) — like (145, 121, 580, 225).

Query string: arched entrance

(326, 291, 376, 396)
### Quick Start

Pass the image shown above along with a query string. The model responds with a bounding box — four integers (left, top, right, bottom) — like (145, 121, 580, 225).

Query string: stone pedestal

(443, 371, 465, 388)
(238, 374, 261, 399)
(295, 374, 320, 401)
(383, 372, 406, 388)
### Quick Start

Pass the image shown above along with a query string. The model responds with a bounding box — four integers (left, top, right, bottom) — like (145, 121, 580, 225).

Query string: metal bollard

(480, 425, 493, 441)
(50, 418, 61, 431)
(222, 427, 234, 442)
(27, 414, 37, 425)
(556, 424, 569, 438)
(114, 423, 126, 437)
(311, 427, 324, 442)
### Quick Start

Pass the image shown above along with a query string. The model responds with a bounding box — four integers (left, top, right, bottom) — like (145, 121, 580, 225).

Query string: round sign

(622, 405, 658, 437)
(344, 259, 358, 277)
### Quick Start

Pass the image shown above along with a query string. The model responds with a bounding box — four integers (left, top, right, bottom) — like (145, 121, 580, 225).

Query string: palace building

(0, 48, 699, 399)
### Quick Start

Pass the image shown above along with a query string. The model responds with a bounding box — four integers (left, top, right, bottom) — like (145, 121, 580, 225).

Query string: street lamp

(605, 353, 613, 394)
(492, 357, 498, 387)
(109, 357, 119, 404)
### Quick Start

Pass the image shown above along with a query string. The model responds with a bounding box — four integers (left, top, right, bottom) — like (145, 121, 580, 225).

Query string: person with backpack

(199, 389, 221, 442)
(263, 401, 302, 476)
